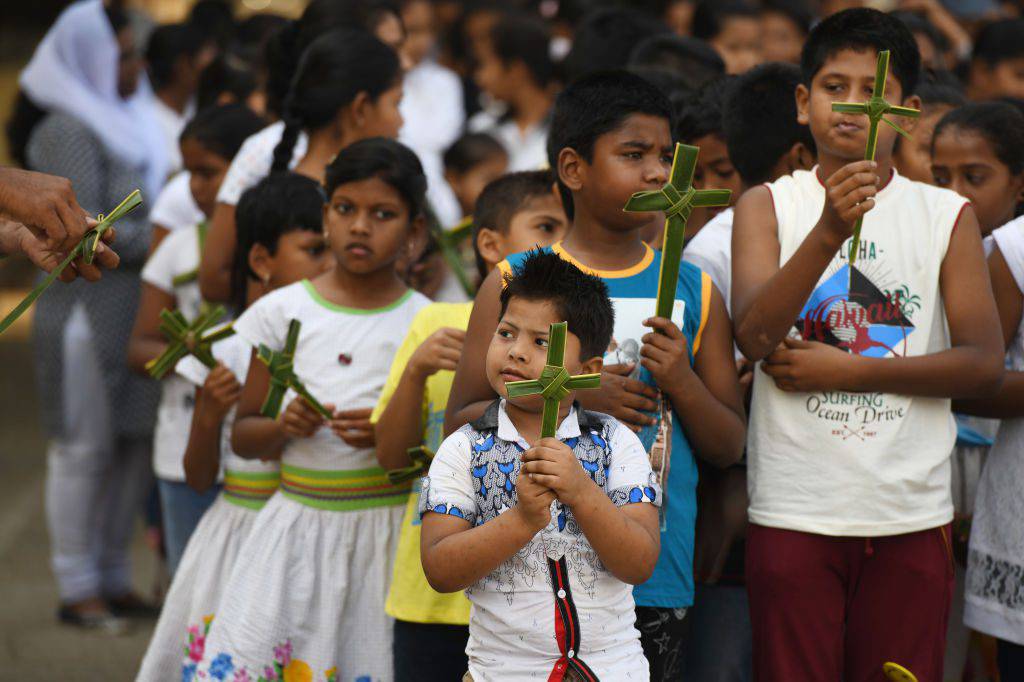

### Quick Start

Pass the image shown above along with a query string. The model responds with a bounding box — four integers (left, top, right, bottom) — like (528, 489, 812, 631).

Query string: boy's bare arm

(197, 202, 235, 303)
(445, 270, 503, 435)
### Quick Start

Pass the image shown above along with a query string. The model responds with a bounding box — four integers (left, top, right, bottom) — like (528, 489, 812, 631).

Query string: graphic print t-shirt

(748, 168, 967, 536)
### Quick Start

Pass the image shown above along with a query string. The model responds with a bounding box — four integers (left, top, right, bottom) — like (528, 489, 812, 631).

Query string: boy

(967, 18, 1024, 101)
(731, 9, 1003, 680)
(421, 251, 661, 680)
(372, 170, 568, 681)
(445, 71, 746, 680)
(691, 1, 763, 75)
(892, 73, 965, 184)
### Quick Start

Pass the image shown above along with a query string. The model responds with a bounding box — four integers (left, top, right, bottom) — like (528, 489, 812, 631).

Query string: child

(136, 174, 330, 682)
(468, 13, 555, 172)
(931, 102, 1024, 237)
(691, 1, 762, 75)
(196, 138, 430, 680)
(628, 34, 726, 95)
(892, 74, 965, 184)
(759, 0, 812, 65)
(421, 251, 661, 680)
(371, 170, 567, 681)
(730, 9, 1004, 680)
(200, 24, 403, 302)
(443, 132, 509, 219)
(445, 70, 746, 681)
(127, 103, 266, 575)
(967, 18, 1024, 102)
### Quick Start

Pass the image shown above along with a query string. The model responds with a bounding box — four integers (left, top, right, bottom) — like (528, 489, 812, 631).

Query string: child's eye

(374, 209, 398, 220)
(967, 172, 987, 186)
(536, 222, 556, 234)
(623, 151, 643, 161)
(931, 171, 950, 187)
(307, 244, 326, 256)
(497, 329, 513, 339)
(535, 337, 549, 348)
(824, 83, 843, 93)
(333, 203, 353, 215)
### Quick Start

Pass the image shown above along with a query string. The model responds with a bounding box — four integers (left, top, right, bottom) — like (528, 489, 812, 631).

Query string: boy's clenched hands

(521, 437, 593, 507)
(820, 160, 880, 239)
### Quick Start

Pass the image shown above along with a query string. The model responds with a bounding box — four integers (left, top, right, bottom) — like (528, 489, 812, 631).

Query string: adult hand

(0, 218, 119, 282)
(0, 168, 90, 252)
(581, 363, 660, 432)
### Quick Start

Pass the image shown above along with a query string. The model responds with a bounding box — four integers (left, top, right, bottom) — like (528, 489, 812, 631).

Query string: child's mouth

(345, 243, 372, 258)
(500, 368, 528, 382)
(835, 121, 862, 135)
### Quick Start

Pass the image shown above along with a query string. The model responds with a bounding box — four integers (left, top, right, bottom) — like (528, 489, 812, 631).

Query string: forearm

(569, 486, 659, 584)
(422, 509, 537, 592)
(375, 369, 429, 470)
(0, 220, 21, 256)
(954, 372, 1024, 418)
(198, 203, 235, 302)
(126, 336, 167, 375)
(664, 373, 746, 467)
(736, 224, 842, 360)
(231, 414, 289, 460)
(847, 347, 1003, 399)
(446, 400, 494, 435)
(183, 410, 224, 492)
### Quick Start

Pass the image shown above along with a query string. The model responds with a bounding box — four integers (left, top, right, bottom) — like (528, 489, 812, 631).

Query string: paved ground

(0, 332, 156, 680)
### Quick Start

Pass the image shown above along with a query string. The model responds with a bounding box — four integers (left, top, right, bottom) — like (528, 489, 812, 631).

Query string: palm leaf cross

(257, 318, 332, 420)
(430, 214, 476, 298)
(830, 50, 920, 268)
(386, 445, 435, 484)
(504, 322, 601, 438)
(623, 143, 731, 323)
(145, 305, 234, 379)
(0, 189, 143, 336)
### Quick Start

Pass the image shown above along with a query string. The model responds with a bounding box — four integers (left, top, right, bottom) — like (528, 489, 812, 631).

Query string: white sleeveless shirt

(748, 167, 967, 536)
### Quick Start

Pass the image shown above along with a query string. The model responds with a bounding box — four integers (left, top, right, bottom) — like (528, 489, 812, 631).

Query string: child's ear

(795, 83, 810, 126)
(347, 91, 372, 131)
(558, 147, 585, 192)
(249, 244, 272, 285)
(581, 356, 603, 376)
(788, 141, 816, 173)
(476, 226, 505, 270)
(900, 95, 923, 135)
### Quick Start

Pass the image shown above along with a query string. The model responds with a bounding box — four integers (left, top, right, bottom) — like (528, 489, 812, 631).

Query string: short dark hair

(473, 170, 558, 278)
(325, 137, 428, 219)
(761, 0, 814, 36)
(562, 7, 670, 83)
(232, 173, 325, 310)
(628, 34, 726, 93)
(180, 103, 267, 161)
(692, 0, 758, 42)
(499, 251, 614, 360)
(933, 102, 1024, 176)
(547, 70, 674, 218)
(801, 8, 921, 97)
(196, 52, 259, 112)
(489, 14, 555, 88)
(972, 19, 1024, 67)
(723, 63, 815, 185)
(914, 70, 966, 106)
(676, 75, 732, 144)
(145, 23, 210, 90)
(443, 132, 507, 175)
(892, 11, 949, 57)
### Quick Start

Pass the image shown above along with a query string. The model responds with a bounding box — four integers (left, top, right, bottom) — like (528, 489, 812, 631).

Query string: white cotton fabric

(216, 121, 308, 206)
(151, 172, 204, 233)
(684, 207, 733, 314)
(19, 0, 168, 196)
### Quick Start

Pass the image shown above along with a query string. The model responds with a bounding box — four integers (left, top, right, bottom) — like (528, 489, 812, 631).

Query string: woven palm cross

(145, 305, 234, 379)
(623, 143, 731, 323)
(504, 322, 601, 439)
(257, 318, 332, 420)
(0, 189, 143, 335)
(830, 50, 920, 269)
(386, 445, 435, 484)
(431, 214, 475, 297)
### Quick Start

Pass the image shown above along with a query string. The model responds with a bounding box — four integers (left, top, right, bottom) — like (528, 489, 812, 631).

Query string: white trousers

(44, 304, 152, 602)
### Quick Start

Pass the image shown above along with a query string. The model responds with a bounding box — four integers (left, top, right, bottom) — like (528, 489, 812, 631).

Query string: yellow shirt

(371, 301, 473, 624)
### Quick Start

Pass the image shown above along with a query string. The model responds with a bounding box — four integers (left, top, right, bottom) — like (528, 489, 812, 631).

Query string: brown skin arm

(183, 386, 226, 492)
(198, 202, 235, 302)
(147, 224, 171, 259)
(954, 244, 1024, 418)
(374, 367, 427, 470)
(126, 282, 175, 375)
(231, 348, 290, 459)
(569, 493, 660, 584)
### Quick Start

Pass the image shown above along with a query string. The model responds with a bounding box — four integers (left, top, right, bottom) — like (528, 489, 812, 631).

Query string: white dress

(197, 280, 429, 682)
(137, 334, 278, 682)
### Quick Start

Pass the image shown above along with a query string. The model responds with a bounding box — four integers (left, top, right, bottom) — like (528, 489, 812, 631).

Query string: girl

(442, 132, 509, 219)
(198, 139, 430, 680)
(136, 174, 331, 682)
(128, 104, 266, 575)
(199, 23, 405, 303)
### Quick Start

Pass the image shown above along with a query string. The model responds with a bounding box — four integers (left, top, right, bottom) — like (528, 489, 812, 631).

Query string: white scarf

(19, 0, 169, 197)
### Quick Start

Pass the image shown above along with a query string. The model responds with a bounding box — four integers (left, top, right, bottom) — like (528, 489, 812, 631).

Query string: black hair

(562, 7, 671, 84)
(932, 102, 1024, 176)
(630, 66, 690, 119)
(187, 0, 236, 45)
(270, 28, 401, 173)
(692, 0, 758, 42)
(548, 70, 674, 219)
(676, 75, 731, 144)
(472, 170, 558, 278)
(263, 0, 400, 118)
(722, 62, 815, 186)
(972, 19, 1024, 67)
(801, 8, 921, 97)
(628, 34, 726, 94)
(443, 132, 507, 175)
(761, 0, 814, 36)
(145, 23, 210, 91)
(914, 70, 966, 106)
(489, 14, 555, 88)
(499, 250, 614, 361)
(324, 137, 428, 220)
(195, 51, 259, 112)
(180, 103, 266, 162)
(891, 11, 949, 59)
(232, 173, 325, 310)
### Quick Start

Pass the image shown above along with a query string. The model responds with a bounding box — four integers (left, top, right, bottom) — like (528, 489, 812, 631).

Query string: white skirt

(136, 495, 260, 682)
(196, 492, 404, 682)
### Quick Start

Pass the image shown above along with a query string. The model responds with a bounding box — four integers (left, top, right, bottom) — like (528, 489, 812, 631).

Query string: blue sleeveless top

(501, 242, 713, 608)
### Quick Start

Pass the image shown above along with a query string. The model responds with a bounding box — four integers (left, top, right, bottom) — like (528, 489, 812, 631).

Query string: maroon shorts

(746, 523, 954, 682)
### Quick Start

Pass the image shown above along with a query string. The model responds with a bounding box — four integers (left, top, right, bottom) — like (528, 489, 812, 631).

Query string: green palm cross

(430, 214, 476, 298)
(386, 445, 435, 484)
(831, 50, 920, 269)
(623, 143, 731, 323)
(0, 189, 143, 336)
(504, 321, 601, 438)
(257, 318, 332, 420)
(145, 305, 234, 379)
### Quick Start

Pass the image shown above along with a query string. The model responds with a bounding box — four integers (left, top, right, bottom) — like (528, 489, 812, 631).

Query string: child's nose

(349, 212, 372, 235)
(645, 159, 669, 187)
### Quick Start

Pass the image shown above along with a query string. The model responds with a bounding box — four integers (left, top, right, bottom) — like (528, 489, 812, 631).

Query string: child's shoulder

(410, 300, 473, 333)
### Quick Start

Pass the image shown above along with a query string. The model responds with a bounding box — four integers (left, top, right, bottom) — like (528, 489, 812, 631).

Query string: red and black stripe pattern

(547, 557, 599, 682)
